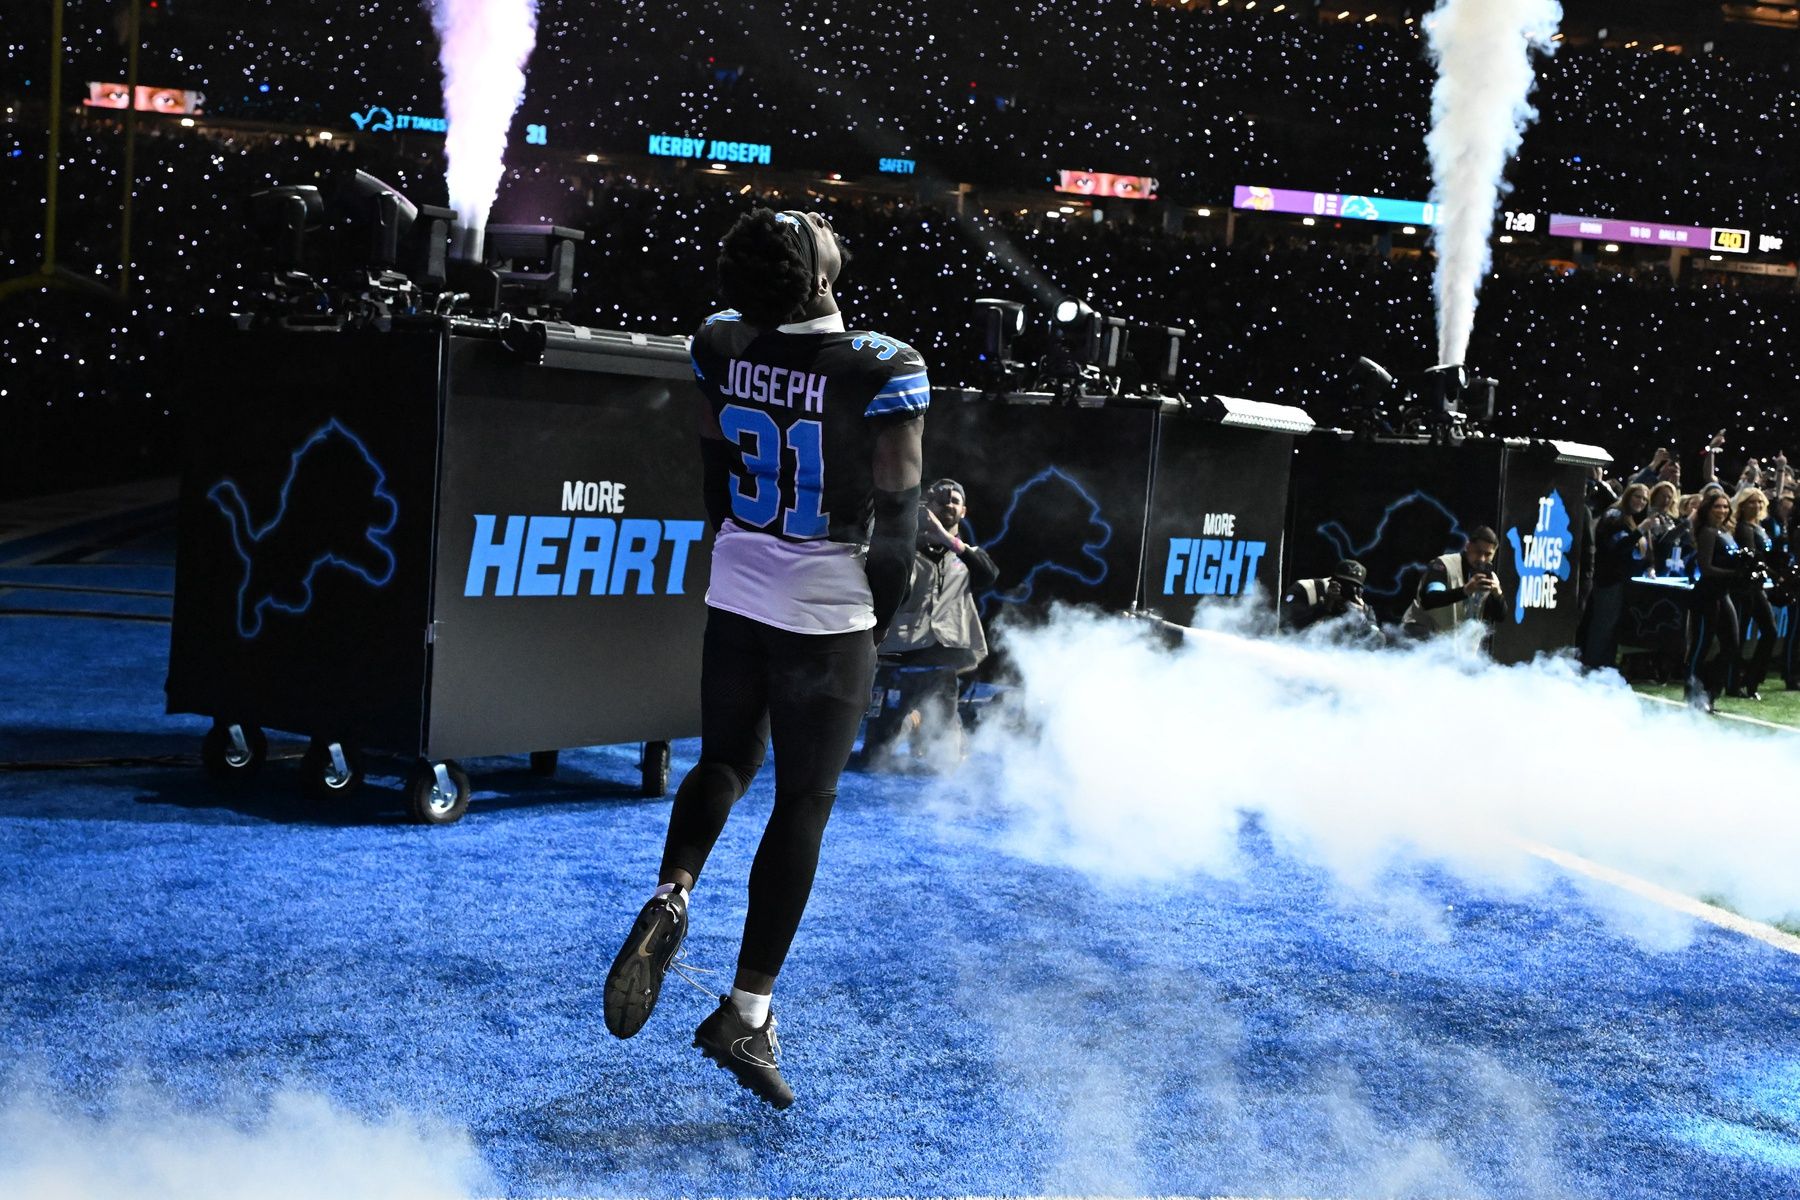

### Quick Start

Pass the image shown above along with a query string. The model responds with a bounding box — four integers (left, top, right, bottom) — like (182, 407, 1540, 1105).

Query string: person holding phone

(1402, 526, 1506, 642)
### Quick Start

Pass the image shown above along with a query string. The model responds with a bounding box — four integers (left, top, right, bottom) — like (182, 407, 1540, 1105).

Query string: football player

(603, 208, 927, 1109)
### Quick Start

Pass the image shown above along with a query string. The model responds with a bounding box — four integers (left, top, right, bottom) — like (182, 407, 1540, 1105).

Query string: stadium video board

(1548, 214, 1751, 254)
(1234, 185, 1436, 225)
(85, 82, 205, 115)
(1057, 171, 1159, 200)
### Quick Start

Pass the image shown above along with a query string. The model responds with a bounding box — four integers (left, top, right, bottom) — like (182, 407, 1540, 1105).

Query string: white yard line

(1637, 690, 1800, 733)
(1514, 838, 1800, 957)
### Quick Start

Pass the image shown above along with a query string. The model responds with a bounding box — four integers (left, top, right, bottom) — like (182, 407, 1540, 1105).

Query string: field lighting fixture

(325, 171, 462, 319)
(1121, 323, 1187, 397)
(1347, 357, 1499, 444)
(1345, 355, 1399, 439)
(484, 223, 584, 317)
(972, 298, 1028, 390)
(404, 203, 457, 295)
(244, 184, 335, 325)
(1423, 362, 1468, 429)
(249, 185, 323, 273)
(1051, 297, 1128, 373)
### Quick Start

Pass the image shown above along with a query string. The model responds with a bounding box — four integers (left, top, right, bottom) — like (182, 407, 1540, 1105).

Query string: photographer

(861, 479, 999, 766)
(1402, 527, 1506, 642)
(1283, 559, 1384, 645)
(1580, 483, 1652, 672)
(1729, 487, 1776, 700)
(1685, 489, 1743, 712)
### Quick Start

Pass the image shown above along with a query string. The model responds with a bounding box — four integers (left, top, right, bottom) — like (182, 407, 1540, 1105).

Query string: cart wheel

(528, 750, 559, 777)
(640, 740, 671, 797)
(408, 760, 471, 825)
(301, 739, 365, 804)
(201, 721, 267, 785)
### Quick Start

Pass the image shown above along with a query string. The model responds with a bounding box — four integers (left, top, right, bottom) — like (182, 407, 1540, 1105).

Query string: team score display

(1711, 227, 1750, 253)
(719, 404, 827, 538)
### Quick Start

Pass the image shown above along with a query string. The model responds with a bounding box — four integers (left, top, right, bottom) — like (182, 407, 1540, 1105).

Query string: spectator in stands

(1581, 483, 1650, 672)
(1628, 448, 1680, 491)
(1642, 481, 1682, 574)
(1729, 487, 1777, 700)
(1765, 491, 1794, 569)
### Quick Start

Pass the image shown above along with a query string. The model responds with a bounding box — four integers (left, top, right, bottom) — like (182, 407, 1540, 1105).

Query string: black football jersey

(690, 309, 930, 544)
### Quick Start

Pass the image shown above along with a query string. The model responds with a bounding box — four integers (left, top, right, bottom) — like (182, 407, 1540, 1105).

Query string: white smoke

(427, 0, 539, 259)
(1424, 0, 1562, 367)
(0, 1083, 492, 1200)
(950, 607, 1800, 931)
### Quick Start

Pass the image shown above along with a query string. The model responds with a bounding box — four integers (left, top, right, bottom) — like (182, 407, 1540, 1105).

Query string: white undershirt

(705, 310, 876, 635)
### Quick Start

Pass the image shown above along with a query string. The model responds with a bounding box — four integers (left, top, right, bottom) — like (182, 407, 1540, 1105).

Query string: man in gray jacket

(858, 479, 999, 766)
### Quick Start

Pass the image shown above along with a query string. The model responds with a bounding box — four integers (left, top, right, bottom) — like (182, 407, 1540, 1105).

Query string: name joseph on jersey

(717, 359, 827, 413)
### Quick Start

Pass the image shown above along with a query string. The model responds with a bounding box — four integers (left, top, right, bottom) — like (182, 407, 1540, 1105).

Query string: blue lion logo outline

(206, 420, 399, 638)
(1316, 490, 1470, 598)
(969, 467, 1113, 613)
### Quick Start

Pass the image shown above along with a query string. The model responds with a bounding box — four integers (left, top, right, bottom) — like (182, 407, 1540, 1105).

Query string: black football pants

(659, 607, 876, 978)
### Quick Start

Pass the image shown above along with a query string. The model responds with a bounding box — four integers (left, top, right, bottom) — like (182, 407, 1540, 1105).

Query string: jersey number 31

(719, 404, 827, 538)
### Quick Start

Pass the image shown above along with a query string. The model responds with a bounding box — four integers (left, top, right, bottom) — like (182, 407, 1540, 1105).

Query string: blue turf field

(2, 519, 1798, 1199)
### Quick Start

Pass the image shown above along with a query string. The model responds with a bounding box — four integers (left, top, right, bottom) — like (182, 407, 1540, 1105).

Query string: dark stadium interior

(1, 0, 1796, 498)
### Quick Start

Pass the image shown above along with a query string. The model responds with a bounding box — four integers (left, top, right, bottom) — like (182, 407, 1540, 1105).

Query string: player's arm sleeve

(863, 342, 932, 426)
(698, 436, 733, 532)
(868, 417, 924, 635)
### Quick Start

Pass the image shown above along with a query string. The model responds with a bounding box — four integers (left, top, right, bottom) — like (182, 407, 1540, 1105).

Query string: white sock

(729, 987, 771, 1028)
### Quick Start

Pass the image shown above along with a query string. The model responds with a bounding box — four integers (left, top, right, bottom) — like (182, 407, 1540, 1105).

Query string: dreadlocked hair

(717, 209, 813, 327)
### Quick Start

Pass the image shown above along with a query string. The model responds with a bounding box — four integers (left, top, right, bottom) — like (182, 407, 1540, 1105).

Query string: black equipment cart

(167, 318, 709, 822)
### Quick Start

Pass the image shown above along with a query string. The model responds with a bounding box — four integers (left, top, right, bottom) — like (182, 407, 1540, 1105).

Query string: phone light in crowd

(1604, 243, 1620, 252)
(1196, 208, 1212, 217)
(1402, 225, 1418, 234)
(1059, 206, 1076, 214)
(584, 153, 599, 163)
(1498, 234, 1514, 243)
(318, 130, 333, 141)
(710, 163, 726, 170)
(1302, 216, 1317, 226)
(180, 117, 196, 127)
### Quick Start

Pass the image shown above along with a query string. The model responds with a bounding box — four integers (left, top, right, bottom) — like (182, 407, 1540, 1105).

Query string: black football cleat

(603, 888, 687, 1039)
(694, 995, 795, 1109)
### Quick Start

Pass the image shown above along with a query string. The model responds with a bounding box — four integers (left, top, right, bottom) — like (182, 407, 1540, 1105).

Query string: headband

(775, 210, 820, 284)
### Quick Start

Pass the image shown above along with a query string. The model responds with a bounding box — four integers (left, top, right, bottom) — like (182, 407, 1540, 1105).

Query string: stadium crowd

(6, 1, 1797, 221)
(2, 2, 1795, 499)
